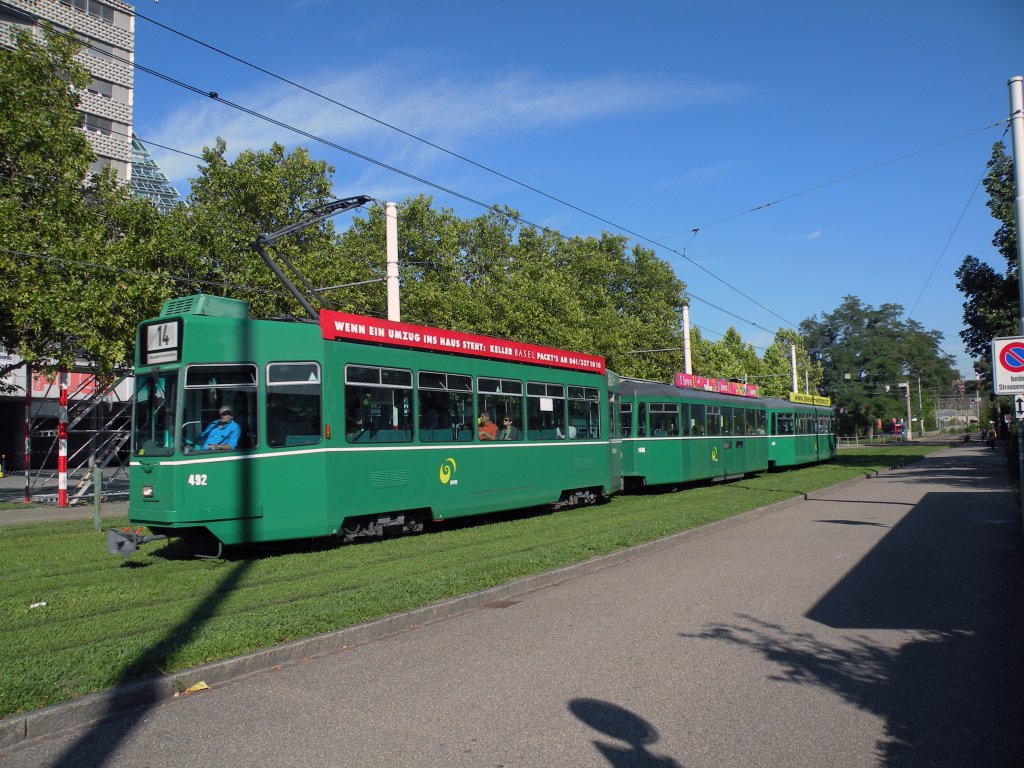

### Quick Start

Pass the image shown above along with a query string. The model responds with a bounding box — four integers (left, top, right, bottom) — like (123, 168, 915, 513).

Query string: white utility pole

(385, 201, 400, 322)
(682, 305, 692, 374)
(790, 345, 798, 393)
(900, 382, 913, 441)
(1010, 77, 1024, 335)
(1007, 76, 1024, 527)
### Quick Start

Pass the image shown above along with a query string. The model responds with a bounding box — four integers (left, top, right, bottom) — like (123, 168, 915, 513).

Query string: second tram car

(618, 379, 769, 489)
(763, 397, 837, 469)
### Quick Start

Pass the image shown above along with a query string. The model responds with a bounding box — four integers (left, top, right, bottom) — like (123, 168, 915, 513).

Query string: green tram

(762, 396, 837, 469)
(618, 379, 770, 489)
(111, 293, 837, 557)
(115, 294, 618, 556)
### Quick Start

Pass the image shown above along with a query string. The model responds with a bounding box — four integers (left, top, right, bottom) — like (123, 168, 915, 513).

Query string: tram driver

(200, 406, 241, 451)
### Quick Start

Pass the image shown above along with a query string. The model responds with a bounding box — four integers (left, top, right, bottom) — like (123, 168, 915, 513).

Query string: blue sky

(131, 0, 1024, 379)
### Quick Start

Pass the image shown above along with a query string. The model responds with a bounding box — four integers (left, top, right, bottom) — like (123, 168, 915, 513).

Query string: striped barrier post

(58, 371, 68, 508)
(24, 363, 31, 503)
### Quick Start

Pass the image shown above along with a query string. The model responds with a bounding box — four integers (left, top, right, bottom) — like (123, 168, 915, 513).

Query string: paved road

(3, 442, 1023, 767)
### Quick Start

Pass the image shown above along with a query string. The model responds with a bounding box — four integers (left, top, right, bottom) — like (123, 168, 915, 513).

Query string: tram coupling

(107, 527, 167, 558)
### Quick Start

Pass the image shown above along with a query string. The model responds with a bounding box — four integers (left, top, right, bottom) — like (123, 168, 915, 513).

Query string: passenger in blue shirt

(200, 406, 241, 451)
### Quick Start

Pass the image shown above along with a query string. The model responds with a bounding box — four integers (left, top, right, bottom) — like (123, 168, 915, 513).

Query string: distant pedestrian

(986, 428, 997, 449)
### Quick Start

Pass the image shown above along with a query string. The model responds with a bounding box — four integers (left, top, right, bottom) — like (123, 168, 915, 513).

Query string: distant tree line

(2, 26, 964, 427)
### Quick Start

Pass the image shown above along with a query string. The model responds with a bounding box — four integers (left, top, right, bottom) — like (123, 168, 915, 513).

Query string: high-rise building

(0, 0, 135, 181)
(131, 134, 180, 214)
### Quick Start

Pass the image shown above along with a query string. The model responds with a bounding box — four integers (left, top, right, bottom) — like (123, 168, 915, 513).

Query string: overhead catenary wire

(126, 11, 805, 329)
(907, 124, 1011, 322)
(3, 2, 1006, 343)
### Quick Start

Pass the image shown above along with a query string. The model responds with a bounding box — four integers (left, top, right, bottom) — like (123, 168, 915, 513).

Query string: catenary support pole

(386, 201, 400, 322)
(1007, 76, 1024, 527)
(902, 382, 913, 441)
(682, 305, 692, 374)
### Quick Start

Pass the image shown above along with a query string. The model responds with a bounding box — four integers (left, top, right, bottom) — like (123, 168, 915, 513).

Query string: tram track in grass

(0, 444, 943, 718)
(0, 475, 828, 658)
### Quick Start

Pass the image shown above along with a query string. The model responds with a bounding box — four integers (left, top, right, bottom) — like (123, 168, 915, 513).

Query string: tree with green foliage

(757, 329, 822, 398)
(167, 138, 339, 319)
(800, 296, 957, 434)
(686, 326, 820, 398)
(955, 141, 1018, 381)
(0, 26, 175, 384)
(332, 196, 688, 379)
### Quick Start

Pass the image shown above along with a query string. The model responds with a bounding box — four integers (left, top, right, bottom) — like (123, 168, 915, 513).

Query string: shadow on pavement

(568, 698, 683, 767)
(682, 486, 1024, 767)
(44, 559, 254, 767)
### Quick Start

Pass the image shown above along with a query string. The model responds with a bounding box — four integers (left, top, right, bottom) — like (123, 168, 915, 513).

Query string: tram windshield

(180, 364, 259, 452)
(133, 371, 178, 456)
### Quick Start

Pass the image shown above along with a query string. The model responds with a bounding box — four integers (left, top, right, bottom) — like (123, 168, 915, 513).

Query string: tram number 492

(187, 474, 209, 486)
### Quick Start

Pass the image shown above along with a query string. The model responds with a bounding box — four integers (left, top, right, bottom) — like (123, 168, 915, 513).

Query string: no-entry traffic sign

(992, 336, 1024, 394)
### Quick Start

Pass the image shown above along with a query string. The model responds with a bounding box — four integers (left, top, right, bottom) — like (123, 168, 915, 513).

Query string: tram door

(608, 393, 623, 490)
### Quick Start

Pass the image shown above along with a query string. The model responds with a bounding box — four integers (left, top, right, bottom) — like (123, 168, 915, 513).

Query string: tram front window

(133, 371, 178, 457)
(180, 364, 259, 452)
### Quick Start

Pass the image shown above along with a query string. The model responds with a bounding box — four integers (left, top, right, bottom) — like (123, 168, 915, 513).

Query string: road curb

(0, 451, 948, 751)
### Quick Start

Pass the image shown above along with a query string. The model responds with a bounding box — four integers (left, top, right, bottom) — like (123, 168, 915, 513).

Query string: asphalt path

(3, 442, 1023, 767)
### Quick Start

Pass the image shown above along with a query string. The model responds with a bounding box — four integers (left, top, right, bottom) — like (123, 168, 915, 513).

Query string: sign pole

(1008, 76, 1024, 527)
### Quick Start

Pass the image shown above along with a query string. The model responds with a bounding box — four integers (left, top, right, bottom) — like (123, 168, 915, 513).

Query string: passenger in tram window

(668, 421, 678, 436)
(555, 422, 577, 439)
(478, 411, 498, 441)
(200, 406, 241, 451)
(497, 416, 520, 440)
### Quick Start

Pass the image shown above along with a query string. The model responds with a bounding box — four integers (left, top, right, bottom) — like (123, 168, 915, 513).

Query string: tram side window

(745, 411, 761, 436)
(674, 403, 690, 436)
(345, 365, 413, 443)
(619, 402, 632, 438)
(705, 406, 722, 437)
(181, 364, 258, 452)
(526, 382, 566, 439)
(689, 403, 705, 436)
(649, 403, 679, 437)
(477, 377, 524, 442)
(637, 403, 647, 437)
(266, 362, 321, 447)
(419, 371, 473, 443)
(133, 371, 178, 456)
(756, 410, 767, 435)
(568, 385, 600, 439)
(722, 407, 736, 437)
(775, 413, 794, 435)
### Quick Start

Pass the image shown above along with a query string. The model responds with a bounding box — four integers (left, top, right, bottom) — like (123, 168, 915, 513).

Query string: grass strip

(0, 444, 942, 717)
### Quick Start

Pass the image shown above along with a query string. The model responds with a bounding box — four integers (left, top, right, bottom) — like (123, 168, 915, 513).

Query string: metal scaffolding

(24, 368, 132, 504)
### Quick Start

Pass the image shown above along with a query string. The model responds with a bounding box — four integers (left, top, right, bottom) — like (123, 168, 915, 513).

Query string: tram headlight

(142, 485, 154, 498)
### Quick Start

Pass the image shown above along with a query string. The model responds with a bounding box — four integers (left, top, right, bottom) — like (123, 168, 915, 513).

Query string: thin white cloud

(802, 231, 822, 240)
(140, 66, 748, 189)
